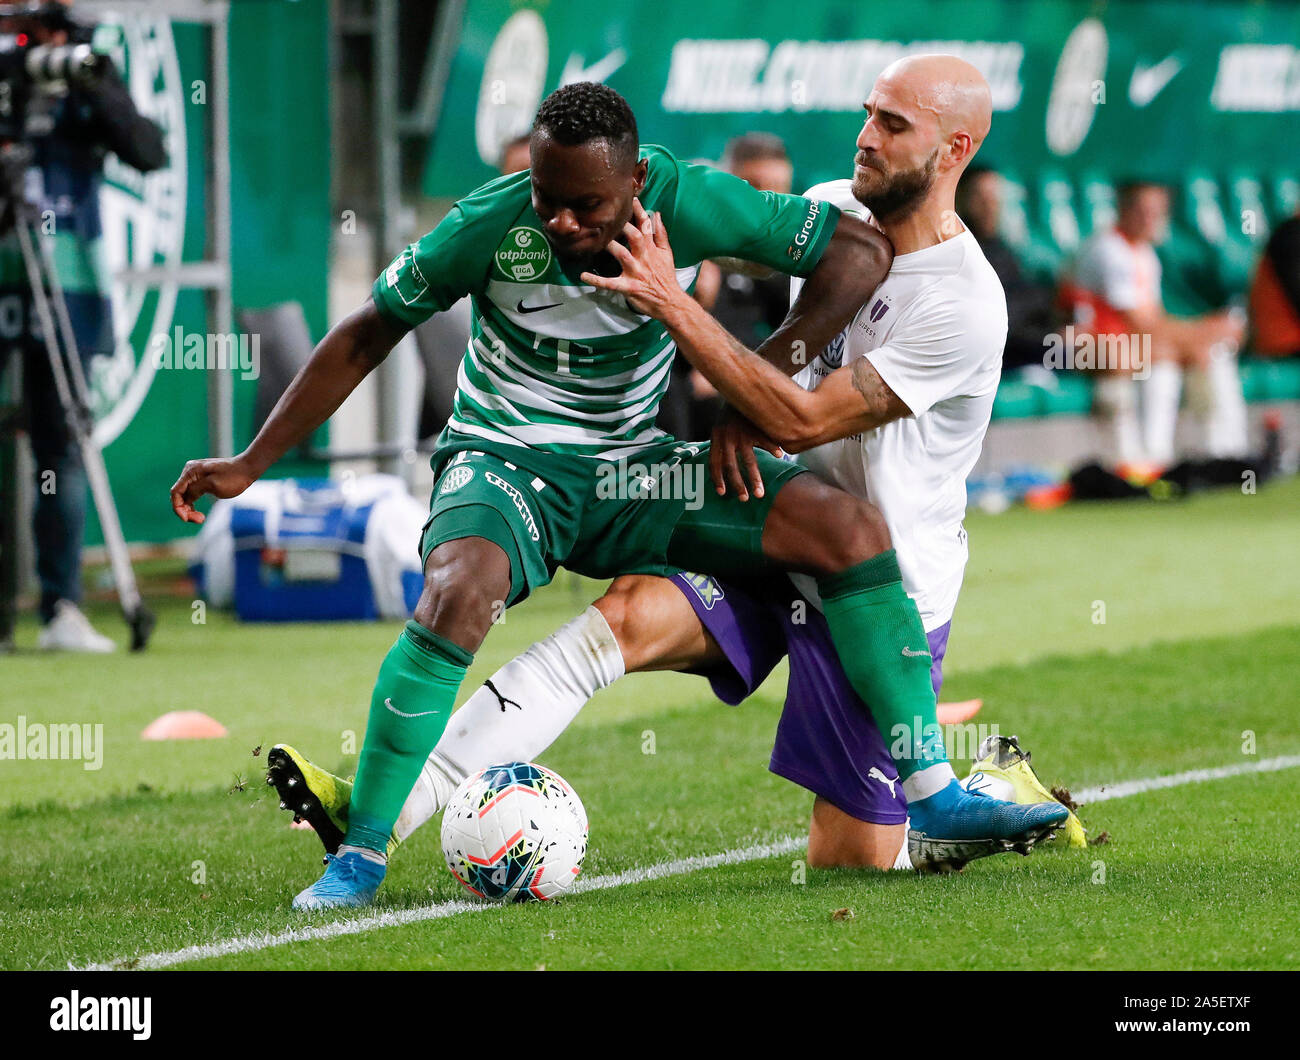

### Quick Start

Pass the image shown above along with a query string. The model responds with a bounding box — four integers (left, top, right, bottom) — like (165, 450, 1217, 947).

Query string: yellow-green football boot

(266, 744, 404, 859)
(963, 735, 1087, 848)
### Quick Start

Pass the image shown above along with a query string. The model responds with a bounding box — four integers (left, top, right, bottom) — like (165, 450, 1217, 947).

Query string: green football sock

(817, 550, 946, 780)
(345, 621, 472, 853)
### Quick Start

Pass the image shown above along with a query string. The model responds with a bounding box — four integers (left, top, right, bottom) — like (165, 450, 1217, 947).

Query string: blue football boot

(907, 779, 1069, 873)
(291, 849, 386, 910)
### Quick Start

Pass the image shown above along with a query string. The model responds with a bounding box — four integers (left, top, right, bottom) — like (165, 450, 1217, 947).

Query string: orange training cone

(141, 710, 228, 740)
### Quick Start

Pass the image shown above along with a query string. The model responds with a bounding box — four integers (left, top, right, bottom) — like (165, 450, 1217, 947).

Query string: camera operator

(1, 1, 165, 651)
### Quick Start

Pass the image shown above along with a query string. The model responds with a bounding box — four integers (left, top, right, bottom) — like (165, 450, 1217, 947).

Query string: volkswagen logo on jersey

(821, 328, 847, 368)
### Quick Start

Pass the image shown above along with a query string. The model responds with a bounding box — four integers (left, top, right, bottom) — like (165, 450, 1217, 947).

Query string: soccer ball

(440, 761, 588, 902)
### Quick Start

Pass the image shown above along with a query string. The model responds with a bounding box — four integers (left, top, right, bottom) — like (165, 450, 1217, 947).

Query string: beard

(852, 149, 939, 222)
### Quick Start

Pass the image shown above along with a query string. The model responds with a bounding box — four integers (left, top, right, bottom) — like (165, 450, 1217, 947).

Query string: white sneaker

(38, 600, 117, 653)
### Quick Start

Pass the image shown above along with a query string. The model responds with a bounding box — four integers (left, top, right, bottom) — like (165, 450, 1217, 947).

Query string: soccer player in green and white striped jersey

(376, 146, 832, 460)
(172, 82, 1053, 910)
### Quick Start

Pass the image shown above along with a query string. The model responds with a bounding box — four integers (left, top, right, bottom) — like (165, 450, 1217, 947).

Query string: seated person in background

(956, 165, 1058, 371)
(1061, 181, 1248, 466)
(1249, 206, 1300, 358)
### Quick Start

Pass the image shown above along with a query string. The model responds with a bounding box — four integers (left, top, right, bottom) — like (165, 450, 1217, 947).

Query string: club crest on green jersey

(494, 226, 553, 282)
(439, 466, 475, 494)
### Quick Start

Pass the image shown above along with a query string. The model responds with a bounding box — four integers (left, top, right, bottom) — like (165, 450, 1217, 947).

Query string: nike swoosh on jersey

(516, 299, 563, 314)
(384, 697, 438, 718)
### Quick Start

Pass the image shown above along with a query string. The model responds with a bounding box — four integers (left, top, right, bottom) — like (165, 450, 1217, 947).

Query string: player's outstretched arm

(704, 211, 895, 498)
(756, 212, 892, 378)
(584, 200, 898, 455)
(169, 298, 405, 524)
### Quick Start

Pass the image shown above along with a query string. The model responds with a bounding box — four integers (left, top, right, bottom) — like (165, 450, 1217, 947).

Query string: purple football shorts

(669, 571, 951, 825)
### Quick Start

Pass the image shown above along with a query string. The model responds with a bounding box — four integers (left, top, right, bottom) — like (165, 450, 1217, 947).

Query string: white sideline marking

(1071, 753, 1300, 805)
(78, 836, 805, 971)
(79, 755, 1300, 971)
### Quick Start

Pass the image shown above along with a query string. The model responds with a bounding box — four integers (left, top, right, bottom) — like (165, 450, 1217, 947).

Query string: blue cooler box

(229, 481, 379, 622)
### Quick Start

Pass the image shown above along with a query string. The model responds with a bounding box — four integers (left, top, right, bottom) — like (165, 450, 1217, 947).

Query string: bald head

(877, 54, 992, 153)
(852, 53, 994, 231)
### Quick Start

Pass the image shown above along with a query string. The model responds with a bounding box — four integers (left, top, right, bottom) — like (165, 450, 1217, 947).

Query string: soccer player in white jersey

(267, 56, 1068, 877)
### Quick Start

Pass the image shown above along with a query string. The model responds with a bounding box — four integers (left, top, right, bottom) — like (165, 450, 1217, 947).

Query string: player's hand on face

(710, 406, 784, 502)
(169, 457, 256, 524)
(581, 198, 685, 319)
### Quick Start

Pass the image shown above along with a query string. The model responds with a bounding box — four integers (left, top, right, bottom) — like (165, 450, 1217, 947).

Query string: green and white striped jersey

(372, 144, 838, 458)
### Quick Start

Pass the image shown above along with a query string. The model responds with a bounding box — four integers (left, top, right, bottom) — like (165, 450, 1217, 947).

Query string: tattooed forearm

(850, 358, 888, 416)
(849, 357, 911, 425)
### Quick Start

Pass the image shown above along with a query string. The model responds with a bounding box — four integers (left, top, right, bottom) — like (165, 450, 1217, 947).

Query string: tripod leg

(39, 222, 98, 414)
(14, 219, 154, 650)
(81, 442, 154, 650)
(0, 368, 17, 652)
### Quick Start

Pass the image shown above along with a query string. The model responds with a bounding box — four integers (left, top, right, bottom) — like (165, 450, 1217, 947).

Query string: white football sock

(1093, 376, 1144, 465)
(901, 761, 958, 804)
(891, 824, 913, 871)
(1141, 360, 1182, 466)
(1201, 347, 1250, 458)
(392, 605, 625, 842)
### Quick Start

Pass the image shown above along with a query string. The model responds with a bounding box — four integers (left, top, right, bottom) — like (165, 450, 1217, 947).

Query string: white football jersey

(1071, 227, 1163, 313)
(788, 180, 1008, 631)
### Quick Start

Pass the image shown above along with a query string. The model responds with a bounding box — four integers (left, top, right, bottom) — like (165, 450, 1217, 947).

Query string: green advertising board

(424, 0, 1300, 198)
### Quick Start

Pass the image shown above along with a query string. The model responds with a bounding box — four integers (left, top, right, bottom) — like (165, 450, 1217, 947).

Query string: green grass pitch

(1, 478, 1298, 970)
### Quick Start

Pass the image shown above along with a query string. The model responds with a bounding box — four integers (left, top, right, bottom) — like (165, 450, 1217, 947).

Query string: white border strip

(79, 756, 1300, 971)
(1071, 754, 1300, 805)
(78, 836, 807, 971)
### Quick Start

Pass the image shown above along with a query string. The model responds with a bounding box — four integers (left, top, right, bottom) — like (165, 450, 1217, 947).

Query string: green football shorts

(420, 429, 808, 605)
